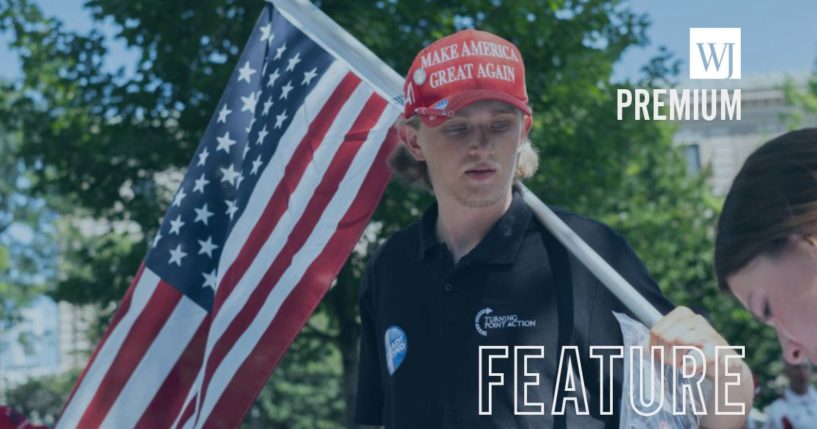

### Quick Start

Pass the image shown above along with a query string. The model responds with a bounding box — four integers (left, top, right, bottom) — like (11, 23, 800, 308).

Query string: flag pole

(268, 0, 404, 109)
(515, 181, 664, 327)
(270, 0, 664, 328)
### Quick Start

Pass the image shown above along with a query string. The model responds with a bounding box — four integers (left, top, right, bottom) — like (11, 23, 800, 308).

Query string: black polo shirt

(355, 189, 674, 428)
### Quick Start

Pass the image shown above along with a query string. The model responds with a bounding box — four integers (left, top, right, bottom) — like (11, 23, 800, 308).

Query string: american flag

(57, 2, 400, 428)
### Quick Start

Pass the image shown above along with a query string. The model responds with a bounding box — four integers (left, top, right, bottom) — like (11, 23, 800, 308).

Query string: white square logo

(689, 28, 741, 79)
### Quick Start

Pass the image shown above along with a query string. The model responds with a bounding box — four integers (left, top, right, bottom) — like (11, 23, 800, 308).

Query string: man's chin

(453, 183, 508, 208)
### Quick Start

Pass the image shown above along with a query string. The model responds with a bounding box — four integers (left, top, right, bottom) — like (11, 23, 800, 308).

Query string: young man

(355, 29, 753, 428)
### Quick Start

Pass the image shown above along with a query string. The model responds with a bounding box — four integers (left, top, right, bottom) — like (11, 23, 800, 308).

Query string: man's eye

(493, 122, 511, 131)
(444, 126, 468, 135)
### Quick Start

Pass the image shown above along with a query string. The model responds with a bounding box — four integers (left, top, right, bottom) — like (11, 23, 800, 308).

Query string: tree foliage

(4, 370, 80, 425)
(784, 62, 817, 128)
(0, 80, 58, 328)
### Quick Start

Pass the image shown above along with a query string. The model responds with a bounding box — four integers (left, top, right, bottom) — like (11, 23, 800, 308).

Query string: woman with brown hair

(716, 128, 817, 364)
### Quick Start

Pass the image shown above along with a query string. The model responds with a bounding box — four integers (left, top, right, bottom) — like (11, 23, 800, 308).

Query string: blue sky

(1, 0, 816, 82)
(613, 0, 817, 81)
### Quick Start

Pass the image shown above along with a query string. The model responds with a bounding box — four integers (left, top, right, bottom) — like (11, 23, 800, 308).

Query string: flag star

(266, 68, 281, 88)
(217, 104, 232, 123)
(172, 187, 187, 207)
(250, 155, 263, 175)
(151, 232, 162, 248)
(202, 268, 218, 290)
(279, 81, 293, 99)
(220, 164, 240, 186)
(197, 148, 210, 166)
(255, 125, 269, 145)
(240, 91, 260, 113)
(236, 174, 245, 189)
(285, 52, 301, 72)
(245, 116, 256, 133)
(261, 62, 267, 76)
(193, 173, 209, 193)
(259, 23, 273, 42)
(169, 214, 185, 235)
(198, 236, 219, 258)
(261, 96, 273, 116)
(225, 199, 239, 220)
(302, 67, 318, 85)
(274, 110, 288, 129)
(242, 145, 250, 160)
(237, 61, 257, 83)
(273, 43, 287, 60)
(194, 203, 214, 225)
(168, 244, 188, 267)
(216, 131, 237, 153)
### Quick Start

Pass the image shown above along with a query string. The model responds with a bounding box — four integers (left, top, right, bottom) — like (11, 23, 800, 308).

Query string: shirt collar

(417, 188, 533, 264)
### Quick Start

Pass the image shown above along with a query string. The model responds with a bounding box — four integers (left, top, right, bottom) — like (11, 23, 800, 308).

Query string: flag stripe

(75, 281, 184, 428)
(133, 318, 209, 429)
(194, 98, 396, 426)
(57, 267, 161, 429)
(99, 294, 208, 429)
(199, 79, 373, 373)
(175, 390, 200, 429)
(59, 262, 144, 414)
(212, 70, 362, 315)
(193, 84, 378, 424)
(214, 60, 348, 293)
(203, 124, 397, 429)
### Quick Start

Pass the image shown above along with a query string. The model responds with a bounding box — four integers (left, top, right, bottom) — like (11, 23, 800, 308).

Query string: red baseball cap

(402, 29, 531, 127)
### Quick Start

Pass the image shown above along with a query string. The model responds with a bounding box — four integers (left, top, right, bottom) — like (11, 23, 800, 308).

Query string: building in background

(674, 72, 815, 195)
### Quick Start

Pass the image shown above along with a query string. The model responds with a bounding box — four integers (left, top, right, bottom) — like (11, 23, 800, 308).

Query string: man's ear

(401, 124, 426, 161)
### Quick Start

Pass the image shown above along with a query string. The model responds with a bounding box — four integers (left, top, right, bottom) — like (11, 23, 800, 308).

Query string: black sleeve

(598, 227, 675, 317)
(354, 262, 384, 426)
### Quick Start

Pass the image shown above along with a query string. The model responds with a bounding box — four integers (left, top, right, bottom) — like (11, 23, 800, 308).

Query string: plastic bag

(615, 312, 712, 429)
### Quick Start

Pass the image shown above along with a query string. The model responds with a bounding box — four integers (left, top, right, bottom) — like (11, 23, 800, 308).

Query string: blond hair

(389, 115, 539, 191)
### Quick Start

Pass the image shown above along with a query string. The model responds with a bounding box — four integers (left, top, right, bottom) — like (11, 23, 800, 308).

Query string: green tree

(0, 0, 779, 425)
(4, 370, 80, 425)
(0, 80, 58, 329)
(783, 62, 817, 128)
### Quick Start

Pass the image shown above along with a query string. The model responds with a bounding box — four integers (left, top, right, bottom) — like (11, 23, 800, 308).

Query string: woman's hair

(388, 114, 540, 191)
(715, 128, 817, 291)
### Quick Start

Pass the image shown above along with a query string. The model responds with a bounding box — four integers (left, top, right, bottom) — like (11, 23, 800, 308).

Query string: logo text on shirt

(475, 307, 536, 336)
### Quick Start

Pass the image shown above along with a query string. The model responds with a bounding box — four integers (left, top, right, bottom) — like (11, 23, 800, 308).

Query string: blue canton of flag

(144, 7, 335, 312)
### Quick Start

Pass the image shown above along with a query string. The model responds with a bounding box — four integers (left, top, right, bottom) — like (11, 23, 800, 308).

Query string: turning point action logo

(617, 28, 742, 121)
(475, 307, 536, 336)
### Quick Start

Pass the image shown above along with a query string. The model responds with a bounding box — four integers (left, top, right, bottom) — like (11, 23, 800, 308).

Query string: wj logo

(689, 28, 741, 80)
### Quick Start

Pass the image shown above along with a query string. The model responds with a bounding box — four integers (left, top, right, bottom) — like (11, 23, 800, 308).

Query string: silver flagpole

(516, 181, 664, 327)
(271, 0, 664, 328)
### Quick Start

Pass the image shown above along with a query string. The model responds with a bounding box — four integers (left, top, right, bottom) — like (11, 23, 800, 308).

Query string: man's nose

(469, 126, 493, 150)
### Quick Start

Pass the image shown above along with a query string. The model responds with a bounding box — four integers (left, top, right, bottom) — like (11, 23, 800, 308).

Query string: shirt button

(443, 283, 454, 292)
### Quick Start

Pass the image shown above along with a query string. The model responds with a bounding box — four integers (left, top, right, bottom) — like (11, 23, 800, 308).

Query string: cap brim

(419, 89, 532, 127)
